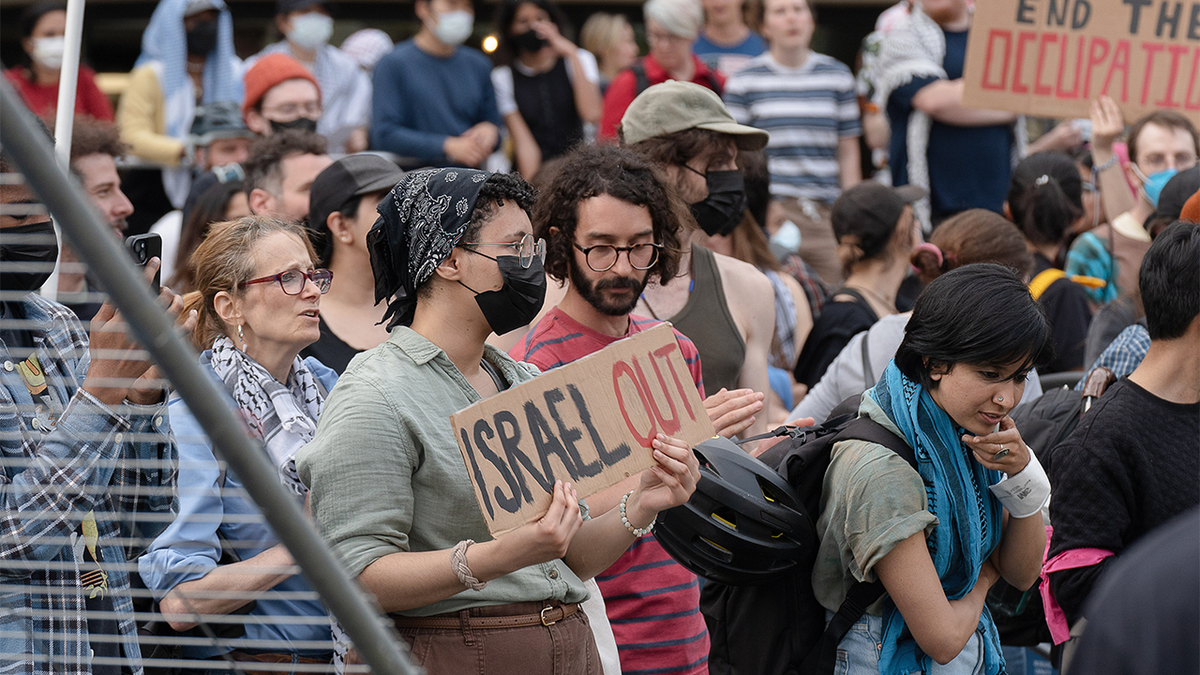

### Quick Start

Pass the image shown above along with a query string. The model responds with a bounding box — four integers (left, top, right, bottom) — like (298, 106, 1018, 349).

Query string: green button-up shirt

(296, 327, 588, 616)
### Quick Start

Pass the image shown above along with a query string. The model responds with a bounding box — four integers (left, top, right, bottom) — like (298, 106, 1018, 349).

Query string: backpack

(628, 60, 724, 98)
(701, 405, 915, 675)
(1009, 367, 1116, 478)
(1027, 268, 1106, 301)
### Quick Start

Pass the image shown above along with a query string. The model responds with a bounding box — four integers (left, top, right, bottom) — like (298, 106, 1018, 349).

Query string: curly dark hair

(67, 116, 127, 163)
(243, 130, 327, 201)
(463, 171, 539, 242)
(532, 143, 686, 285)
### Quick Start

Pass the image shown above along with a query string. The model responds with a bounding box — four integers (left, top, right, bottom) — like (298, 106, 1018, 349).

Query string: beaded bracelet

(451, 539, 487, 591)
(619, 490, 655, 537)
(1093, 154, 1119, 173)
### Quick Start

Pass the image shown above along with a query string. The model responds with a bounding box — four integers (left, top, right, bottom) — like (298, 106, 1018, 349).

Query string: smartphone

(125, 233, 162, 294)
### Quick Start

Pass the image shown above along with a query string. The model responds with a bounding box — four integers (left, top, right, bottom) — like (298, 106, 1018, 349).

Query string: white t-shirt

(491, 50, 599, 118)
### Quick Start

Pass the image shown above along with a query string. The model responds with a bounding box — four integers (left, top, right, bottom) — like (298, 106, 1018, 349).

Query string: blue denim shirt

(0, 294, 175, 674)
(138, 352, 337, 659)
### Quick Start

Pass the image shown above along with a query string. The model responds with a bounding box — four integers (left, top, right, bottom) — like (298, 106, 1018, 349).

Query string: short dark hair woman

(815, 263, 1053, 675)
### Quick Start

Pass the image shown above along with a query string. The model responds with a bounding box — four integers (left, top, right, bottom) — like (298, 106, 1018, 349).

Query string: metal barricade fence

(1, 77, 419, 674)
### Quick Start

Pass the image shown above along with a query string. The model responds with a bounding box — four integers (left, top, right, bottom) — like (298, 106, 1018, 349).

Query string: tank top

(512, 58, 583, 161)
(668, 244, 746, 396)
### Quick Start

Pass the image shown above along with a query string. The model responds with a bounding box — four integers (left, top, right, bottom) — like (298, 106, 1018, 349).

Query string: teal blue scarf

(868, 361, 1004, 675)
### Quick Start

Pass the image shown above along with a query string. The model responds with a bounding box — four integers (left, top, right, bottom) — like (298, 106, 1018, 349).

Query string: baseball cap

(831, 182, 926, 241)
(619, 80, 769, 151)
(189, 101, 255, 146)
(308, 153, 404, 230)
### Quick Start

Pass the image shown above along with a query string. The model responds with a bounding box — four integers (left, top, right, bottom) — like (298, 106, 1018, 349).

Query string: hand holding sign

(625, 433, 703, 530)
(501, 480, 584, 569)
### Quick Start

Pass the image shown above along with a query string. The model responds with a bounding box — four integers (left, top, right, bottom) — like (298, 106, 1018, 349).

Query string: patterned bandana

(368, 168, 492, 329)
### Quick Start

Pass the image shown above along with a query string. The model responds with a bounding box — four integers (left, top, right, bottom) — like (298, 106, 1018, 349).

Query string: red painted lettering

(631, 355, 681, 435)
(1083, 37, 1110, 99)
(1056, 34, 1085, 99)
(613, 361, 656, 447)
(653, 343, 696, 421)
(982, 29, 1013, 90)
(1155, 45, 1191, 108)
(1100, 40, 1132, 102)
(1034, 33, 1059, 96)
(1140, 43, 1165, 105)
(1013, 31, 1039, 93)
(1185, 47, 1200, 111)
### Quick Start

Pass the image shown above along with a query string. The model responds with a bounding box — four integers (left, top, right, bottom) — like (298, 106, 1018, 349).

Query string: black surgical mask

(461, 255, 547, 335)
(269, 117, 319, 134)
(690, 169, 747, 236)
(186, 20, 219, 56)
(512, 29, 547, 53)
(0, 220, 59, 294)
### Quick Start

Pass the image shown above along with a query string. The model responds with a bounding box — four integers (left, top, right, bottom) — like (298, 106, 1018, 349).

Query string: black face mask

(461, 255, 547, 335)
(269, 117, 319, 134)
(690, 169, 747, 236)
(0, 220, 59, 294)
(186, 20, 219, 56)
(512, 29, 547, 53)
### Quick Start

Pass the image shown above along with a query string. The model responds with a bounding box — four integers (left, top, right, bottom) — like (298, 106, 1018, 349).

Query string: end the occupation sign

(451, 324, 716, 536)
(963, 0, 1200, 119)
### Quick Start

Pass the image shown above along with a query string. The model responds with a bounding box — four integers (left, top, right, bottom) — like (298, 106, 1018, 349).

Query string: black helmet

(654, 436, 814, 586)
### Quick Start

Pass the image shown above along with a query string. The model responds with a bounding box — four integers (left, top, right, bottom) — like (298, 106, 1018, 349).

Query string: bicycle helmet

(654, 435, 814, 586)
(189, 101, 255, 146)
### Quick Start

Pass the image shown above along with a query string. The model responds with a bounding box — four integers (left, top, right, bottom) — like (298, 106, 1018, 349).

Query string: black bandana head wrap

(368, 168, 492, 329)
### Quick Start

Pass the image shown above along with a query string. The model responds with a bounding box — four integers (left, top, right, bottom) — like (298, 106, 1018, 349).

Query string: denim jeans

(831, 611, 987, 675)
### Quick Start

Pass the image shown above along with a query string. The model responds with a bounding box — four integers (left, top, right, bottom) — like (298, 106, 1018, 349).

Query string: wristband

(620, 490, 655, 537)
(988, 451, 1051, 518)
(1093, 154, 1118, 173)
(451, 539, 487, 591)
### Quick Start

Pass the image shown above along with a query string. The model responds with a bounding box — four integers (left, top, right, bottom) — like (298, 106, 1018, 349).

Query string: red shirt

(598, 54, 726, 142)
(511, 307, 710, 675)
(5, 65, 114, 122)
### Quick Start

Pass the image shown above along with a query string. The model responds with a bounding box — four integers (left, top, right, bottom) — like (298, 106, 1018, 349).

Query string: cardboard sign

(963, 0, 1200, 119)
(452, 323, 715, 535)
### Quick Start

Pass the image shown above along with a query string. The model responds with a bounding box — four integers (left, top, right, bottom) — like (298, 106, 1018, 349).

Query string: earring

(341, 235, 352, 243)
(237, 324, 245, 347)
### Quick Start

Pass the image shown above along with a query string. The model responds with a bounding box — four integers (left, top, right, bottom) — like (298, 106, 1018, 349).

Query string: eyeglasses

(458, 233, 547, 269)
(573, 242, 662, 272)
(647, 30, 689, 44)
(261, 102, 322, 119)
(241, 268, 333, 295)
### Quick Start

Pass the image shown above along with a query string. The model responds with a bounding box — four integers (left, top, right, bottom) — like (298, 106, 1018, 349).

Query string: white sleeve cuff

(988, 451, 1051, 519)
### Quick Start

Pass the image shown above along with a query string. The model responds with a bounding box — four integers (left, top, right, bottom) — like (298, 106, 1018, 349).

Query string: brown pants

(393, 602, 602, 675)
(775, 197, 843, 287)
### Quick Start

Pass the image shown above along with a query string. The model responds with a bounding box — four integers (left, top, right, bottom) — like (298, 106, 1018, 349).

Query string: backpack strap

(806, 416, 917, 674)
(631, 61, 651, 96)
(860, 332, 874, 387)
(1028, 268, 1066, 301)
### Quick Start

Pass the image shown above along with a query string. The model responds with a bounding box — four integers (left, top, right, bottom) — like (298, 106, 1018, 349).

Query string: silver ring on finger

(992, 447, 1010, 461)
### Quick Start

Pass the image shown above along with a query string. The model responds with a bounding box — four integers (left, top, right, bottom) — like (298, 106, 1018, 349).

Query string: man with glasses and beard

(510, 143, 761, 675)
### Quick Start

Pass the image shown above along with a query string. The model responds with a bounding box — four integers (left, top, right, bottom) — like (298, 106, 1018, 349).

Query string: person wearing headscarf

(117, 0, 242, 210)
(297, 168, 700, 673)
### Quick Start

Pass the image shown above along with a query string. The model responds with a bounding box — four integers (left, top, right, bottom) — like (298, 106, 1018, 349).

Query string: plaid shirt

(0, 295, 176, 674)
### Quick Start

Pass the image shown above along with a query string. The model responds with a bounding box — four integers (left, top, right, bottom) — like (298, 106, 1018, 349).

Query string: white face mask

(288, 12, 334, 51)
(31, 36, 65, 70)
(431, 10, 473, 46)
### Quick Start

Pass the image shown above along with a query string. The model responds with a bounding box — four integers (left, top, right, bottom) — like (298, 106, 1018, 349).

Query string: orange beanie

(1181, 189, 1200, 224)
(241, 53, 321, 120)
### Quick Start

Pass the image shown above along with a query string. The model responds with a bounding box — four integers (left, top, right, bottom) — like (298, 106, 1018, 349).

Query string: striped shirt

(723, 52, 862, 203)
(510, 307, 709, 675)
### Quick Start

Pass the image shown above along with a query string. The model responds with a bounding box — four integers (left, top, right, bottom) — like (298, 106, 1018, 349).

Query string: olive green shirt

(296, 326, 589, 616)
(811, 395, 938, 616)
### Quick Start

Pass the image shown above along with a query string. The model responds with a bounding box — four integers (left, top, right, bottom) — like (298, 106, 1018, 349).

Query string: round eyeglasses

(241, 268, 333, 295)
(458, 233, 547, 269)
(573, 242, 662, 272)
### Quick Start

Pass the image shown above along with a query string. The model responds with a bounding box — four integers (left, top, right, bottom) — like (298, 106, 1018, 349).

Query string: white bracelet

(620, 490, 655, 537)
(1093, 154, 1119, 173)
(988, 451, 1051, 519)
(451, 539, 487, 591)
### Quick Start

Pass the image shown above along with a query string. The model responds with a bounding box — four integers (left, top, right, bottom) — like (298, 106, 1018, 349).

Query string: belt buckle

(540, 606, 559, 626)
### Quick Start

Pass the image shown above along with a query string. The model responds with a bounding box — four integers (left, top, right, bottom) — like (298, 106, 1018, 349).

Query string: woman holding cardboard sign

(296, 168, 701, 674)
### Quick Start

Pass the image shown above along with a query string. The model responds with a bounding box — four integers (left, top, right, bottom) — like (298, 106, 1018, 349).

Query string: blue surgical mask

(1135, 166, 1178, 208)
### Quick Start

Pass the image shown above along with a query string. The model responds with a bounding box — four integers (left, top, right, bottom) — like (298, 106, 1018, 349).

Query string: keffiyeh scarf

(210, 335, 323, 495)
(867, 360, 1005, 675)
(367, 168, 491, 329)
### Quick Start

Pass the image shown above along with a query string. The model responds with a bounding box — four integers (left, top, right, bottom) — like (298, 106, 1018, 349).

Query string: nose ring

(997, 396, 1004, 402)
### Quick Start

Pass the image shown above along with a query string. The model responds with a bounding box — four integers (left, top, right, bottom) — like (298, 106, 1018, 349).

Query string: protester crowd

(2, 0, 1199, 672)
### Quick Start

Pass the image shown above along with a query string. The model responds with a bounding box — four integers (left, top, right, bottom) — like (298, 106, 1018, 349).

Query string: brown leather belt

(391, 601, 580, 629)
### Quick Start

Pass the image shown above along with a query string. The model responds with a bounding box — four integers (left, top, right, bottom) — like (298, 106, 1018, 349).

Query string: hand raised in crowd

(624, 433, 701, 529)
(704, 387, 765, 439)
(532, 19, 577, 59)
(962, 415, 1031, 475)
(1089, 95, 1125, 154)
(84, 258, 197, 406)
(1027, 120, 1084, 154)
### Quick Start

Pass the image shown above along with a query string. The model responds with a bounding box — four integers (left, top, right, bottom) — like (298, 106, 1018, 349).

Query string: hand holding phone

(125, 233, 162, 294)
